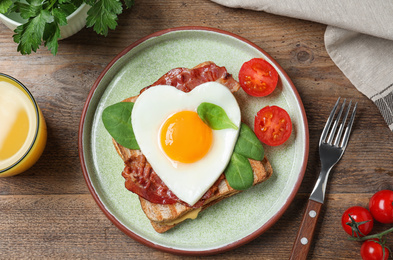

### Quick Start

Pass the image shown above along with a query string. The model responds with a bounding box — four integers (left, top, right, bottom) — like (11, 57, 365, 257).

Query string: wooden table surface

(1, 0, 392, 259)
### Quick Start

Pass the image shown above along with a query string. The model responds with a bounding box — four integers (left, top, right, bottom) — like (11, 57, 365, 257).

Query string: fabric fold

(210, 0, 393, 131)
(325, 26, 393, 131)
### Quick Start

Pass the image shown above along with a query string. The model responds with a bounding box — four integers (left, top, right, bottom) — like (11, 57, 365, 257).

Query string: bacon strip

(141, 61, 240, 93)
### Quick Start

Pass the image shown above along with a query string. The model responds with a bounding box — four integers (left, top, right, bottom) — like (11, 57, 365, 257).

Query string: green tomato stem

(348, 226, 393, 241)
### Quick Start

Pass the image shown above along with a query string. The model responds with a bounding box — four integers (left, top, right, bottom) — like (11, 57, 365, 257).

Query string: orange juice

(0, 74, 47, 177)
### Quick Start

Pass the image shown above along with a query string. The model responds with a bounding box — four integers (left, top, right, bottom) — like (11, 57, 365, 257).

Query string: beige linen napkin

(210, 0, 393, 131)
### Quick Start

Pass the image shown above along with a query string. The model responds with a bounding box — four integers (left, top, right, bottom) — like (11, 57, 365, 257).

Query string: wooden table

(1, 0, 392, 259)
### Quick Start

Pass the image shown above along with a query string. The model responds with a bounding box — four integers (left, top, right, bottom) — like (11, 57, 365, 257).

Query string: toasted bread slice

(141, 157, 273, 233)
(111, 62, 273, 233)
(113, 140, 272, 233)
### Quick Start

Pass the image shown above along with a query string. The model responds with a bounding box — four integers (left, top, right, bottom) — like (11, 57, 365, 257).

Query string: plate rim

(78, 26, 309, 256)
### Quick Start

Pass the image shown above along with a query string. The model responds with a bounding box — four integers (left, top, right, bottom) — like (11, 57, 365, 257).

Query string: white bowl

(0, 3, 90, 39)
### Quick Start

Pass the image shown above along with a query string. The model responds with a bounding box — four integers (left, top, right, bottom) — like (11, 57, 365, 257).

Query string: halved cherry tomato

(238, 58, 279, 97)
(254, 106, 292, 146)
(369, 190, 393, 224)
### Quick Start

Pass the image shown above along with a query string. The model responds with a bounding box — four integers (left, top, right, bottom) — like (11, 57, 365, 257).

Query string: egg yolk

(160, 111, 213, 163)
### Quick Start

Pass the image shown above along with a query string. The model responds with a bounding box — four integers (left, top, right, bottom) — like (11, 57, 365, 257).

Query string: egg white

(131, 82, 241, 206)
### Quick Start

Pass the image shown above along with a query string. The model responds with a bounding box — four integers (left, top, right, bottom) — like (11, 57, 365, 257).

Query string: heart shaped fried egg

(131, 82, 241, 206)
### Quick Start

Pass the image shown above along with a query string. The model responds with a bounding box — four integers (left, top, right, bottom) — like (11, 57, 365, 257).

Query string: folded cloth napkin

(210, 0, 393, 131)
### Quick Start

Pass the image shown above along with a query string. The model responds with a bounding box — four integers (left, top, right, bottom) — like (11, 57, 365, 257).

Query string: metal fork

(289, 97, 357, 260)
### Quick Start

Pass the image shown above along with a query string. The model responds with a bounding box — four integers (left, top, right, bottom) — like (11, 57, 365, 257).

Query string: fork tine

(320, 97, 341, 144)
(333, 100, 352, 146)
(340, 102, 357, 148)
(327, 99, 346, 144)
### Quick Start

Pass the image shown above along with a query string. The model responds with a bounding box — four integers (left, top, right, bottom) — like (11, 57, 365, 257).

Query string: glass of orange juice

(0, 73, 47, 177)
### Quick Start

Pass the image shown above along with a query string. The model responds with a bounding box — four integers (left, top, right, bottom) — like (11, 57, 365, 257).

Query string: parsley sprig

(0, 0, 134, 55)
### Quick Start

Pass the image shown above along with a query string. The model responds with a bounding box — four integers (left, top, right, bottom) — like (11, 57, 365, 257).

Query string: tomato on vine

(341, 206, 374, 237)
(342, 192, 393, 259)
(369, 190, 393, 224)
(361, 239, 389, 260)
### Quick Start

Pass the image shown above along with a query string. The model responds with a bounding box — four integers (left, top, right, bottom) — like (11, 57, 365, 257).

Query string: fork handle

(289, 199, 323, 260)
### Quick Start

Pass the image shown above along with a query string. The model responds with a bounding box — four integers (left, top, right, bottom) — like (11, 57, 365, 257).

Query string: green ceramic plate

(79, 27, 309, 255)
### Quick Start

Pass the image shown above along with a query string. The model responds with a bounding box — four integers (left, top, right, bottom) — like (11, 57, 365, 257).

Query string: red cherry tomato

(341, 206, 374, 237)
(369, 190, 393, 224)
(361, 239, 389, 260)
(238, 58, 279, 97)
(254, 106, 292, 146)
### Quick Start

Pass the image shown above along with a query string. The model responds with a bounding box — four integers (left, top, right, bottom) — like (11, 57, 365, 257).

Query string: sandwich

(104, 61, 273, 233)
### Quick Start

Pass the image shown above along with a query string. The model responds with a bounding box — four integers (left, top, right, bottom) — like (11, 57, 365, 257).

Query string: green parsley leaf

(53, 8, 68, 26)
(43, 22, 61, 55)
(123, 0, 134, 9)
(4, 0, 135, 55)
(86, 0, 122, 36)
(0, 0, 13, 13)
(12, 0, 43, 19)
(13, 9, 52, 55)
(58, 4, 77, 16)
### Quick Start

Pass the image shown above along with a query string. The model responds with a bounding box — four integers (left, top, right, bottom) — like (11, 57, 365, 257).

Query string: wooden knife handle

(289, 199, 323, 260)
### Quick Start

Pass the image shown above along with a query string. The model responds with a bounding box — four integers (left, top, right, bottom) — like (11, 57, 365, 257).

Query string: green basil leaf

(225, 153, 254, 190)
(102, 102, 140, 150)
(197, 102, 238, 130)
(234, 123, 264, 161)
